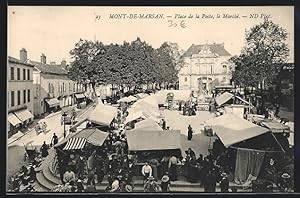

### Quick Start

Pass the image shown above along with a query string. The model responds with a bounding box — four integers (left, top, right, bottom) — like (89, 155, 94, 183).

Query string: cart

(23, 142, 38, 161)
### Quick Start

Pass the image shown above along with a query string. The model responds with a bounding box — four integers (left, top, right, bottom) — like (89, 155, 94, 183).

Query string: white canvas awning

(135, 118, 163, 131)
(45, 98, 61, 107)
(75, 93, 86, 99)
(8, 113, 22, 126)
(118, 96, 138, 103)
(125, 110, 148, 124)
(89, 104, 118, 126)
(126, 130, 181, 151)
(205, 113, 270, 147)
(261, 121, 290, 133)
(14, 109, 34, 122)
(215, 92, 234, 106)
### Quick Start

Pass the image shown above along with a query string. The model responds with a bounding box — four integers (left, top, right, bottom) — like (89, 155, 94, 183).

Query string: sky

(8, 6, 294, 64)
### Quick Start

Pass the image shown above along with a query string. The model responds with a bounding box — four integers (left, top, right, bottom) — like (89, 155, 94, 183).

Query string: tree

(231, 19, 290, 89)
(156, 42, 180, 89)
(69, 39, 106, 93)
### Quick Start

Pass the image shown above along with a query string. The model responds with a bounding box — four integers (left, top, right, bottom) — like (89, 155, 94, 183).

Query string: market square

(7, 6, 294, 194)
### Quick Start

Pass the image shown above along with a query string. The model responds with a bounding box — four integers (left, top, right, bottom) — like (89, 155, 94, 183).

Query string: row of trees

(68, 38, 182, 94)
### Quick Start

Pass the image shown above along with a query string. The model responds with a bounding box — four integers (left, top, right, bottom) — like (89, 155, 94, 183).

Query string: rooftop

(30, 60, 68, 75)
(181, 43, 231, 58)
(8, 56, 35, 67)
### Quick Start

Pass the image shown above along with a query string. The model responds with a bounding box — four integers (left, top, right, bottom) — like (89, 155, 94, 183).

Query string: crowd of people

(47, 89, 294, 193)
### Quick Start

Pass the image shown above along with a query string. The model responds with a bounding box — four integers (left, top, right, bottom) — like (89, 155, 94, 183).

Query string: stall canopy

(45, 98, 60, 107)
(117, 95, 138, 103)
(125, 110, 148, 124)
(135, 93, 149, 99)
(126, 130, 181, 151)
(75, 93, 86, 99)
(205, 113, 270, 147)
(215, 92, 234, 106)
(132, 101, 160, 117)
(135, 118, 163, 131)
(261, 121, 290, 133)
(57, 128, 109, 150)
(89, 104, 118, 126)
(14, 109, 34, 122)
(8, 113, 22, 126)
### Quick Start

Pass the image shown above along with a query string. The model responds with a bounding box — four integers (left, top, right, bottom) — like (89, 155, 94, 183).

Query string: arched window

(184, 77, 188, 82)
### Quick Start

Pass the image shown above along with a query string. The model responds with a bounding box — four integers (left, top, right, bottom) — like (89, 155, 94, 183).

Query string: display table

(197, 102, 209, 111)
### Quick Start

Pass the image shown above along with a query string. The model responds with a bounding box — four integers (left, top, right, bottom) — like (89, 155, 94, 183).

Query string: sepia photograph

(7, 6, 294, 193)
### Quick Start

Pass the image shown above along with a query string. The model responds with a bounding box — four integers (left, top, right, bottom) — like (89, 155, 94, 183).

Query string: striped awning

(63, 138, 86, 150)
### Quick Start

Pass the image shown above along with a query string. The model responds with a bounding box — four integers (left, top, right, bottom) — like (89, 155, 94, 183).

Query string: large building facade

(31, 53, 84, 116)
(7, 49, 35, 135)
(178, 43, 234, 92)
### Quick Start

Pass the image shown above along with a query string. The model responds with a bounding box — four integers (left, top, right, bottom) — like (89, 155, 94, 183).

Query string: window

(11, 91, 15, 106)
(63, 83, 65, 92)
(23, 69, 26, 80)
(10, 67, 14, 80)
(223, 65, 227, 73)
(211, 65, 213, 74)
(52, 84, 54, 93)
(23, 90, 26, 104)
(27, 89, 30, 102)
(184, 77, 188, 82)
(41, 101, 43, 106)
(17, 68, 20, 80)
(17, 90, 21, 105)
(27, 69, 30, 80)
(73, 83, 76, 92)
(48, 83, 51, 93)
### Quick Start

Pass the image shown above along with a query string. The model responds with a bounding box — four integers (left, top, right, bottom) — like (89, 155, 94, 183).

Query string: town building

(7, 48, 35, 135)
(30, 53, 85, 116)
(178, 43, 234, 93)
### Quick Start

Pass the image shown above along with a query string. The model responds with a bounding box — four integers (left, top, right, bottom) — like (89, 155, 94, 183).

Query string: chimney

(41, 53, 46, 64)
(50, 61, 56, 65)
(20, 48, 27, 62)
(61, 59, 67, 69)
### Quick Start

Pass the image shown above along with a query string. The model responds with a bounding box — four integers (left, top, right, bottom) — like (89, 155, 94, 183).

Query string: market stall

(117, 96, 138, 103)
(88, 104, 118, 130)
(205, 113, 285, 186)
(134, 118, 163, 131)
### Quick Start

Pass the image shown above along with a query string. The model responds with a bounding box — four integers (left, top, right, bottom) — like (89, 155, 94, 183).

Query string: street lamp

(62, 112, 67, 138)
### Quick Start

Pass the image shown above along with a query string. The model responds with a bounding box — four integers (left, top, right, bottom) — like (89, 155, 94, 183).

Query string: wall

(8, 62, 34, 114)
(178, 55, 233, 90)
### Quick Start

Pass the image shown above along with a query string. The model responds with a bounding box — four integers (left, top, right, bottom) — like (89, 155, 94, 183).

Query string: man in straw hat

(160, 173, 171, 192)
(279, 173, 292, 192)
(220, 172, 229, 192)
(144, 176, 160, 192)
